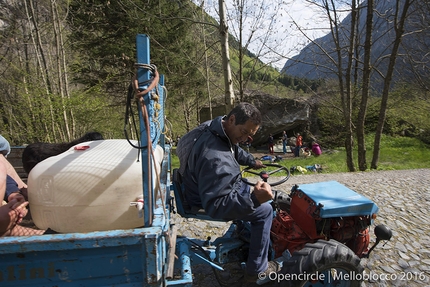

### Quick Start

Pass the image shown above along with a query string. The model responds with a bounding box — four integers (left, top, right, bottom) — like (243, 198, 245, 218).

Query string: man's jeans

(238, 182, 273, 274)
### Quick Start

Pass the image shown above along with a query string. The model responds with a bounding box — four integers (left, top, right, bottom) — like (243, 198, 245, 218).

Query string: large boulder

(200, 92, 313, 147)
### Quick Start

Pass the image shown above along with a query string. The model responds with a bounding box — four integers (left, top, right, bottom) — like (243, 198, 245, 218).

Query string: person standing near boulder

(267, 134, 274, 155)
(294, 133, 303, 157)
(244, 135, 253, 153)
(282, 131, 288, 154)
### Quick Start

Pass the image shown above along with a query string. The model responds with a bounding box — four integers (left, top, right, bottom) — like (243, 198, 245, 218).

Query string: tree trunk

(324, 0, 356, 171)
(344, 0, 358, 172)
(219, 0, 235, 113)
(371, 0, 412, 169)
(51, 0, 72, 141)
(357, 0, 374, 171)
(26, 0, 56, 141)
(200, 2, 213, 119)
(238, 0, 244, 101)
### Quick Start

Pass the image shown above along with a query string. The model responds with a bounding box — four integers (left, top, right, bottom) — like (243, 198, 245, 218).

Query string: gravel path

(172, 168, 430, 287)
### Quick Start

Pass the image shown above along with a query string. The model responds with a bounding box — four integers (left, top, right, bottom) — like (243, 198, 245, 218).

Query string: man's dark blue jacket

(177, 116, 260, 220)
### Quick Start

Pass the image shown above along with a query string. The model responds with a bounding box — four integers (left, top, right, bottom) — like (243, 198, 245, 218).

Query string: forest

(0, 0, 429, 172)
(0, 0, 294, 143)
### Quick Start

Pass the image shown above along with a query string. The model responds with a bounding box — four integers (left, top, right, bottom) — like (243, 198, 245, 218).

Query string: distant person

(294, 133, 303, 157)
(282, 131, 288, 154)
(267, 134, 274, 155)
(243, 135, 253, 153)
(312, 141, 322, 156)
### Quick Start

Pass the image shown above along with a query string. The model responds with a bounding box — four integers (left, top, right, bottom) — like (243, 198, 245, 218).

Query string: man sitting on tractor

(176, 102, 280, 282)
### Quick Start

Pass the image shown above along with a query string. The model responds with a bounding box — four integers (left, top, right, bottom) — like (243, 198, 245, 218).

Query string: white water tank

(28, 139, 164, 233)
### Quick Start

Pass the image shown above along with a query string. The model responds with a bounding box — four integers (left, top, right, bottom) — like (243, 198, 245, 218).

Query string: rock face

(200, 93, 314, 147)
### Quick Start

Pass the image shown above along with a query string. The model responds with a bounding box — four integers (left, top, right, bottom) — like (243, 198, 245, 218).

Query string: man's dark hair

(227, 102, 262, 126)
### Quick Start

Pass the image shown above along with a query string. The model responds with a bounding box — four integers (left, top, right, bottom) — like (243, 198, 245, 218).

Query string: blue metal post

(135, 34, 167, 286)
(136, 34, 154, 227)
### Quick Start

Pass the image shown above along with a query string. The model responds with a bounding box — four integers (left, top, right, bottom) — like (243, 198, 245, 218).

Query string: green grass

(170, 134, 430, 174)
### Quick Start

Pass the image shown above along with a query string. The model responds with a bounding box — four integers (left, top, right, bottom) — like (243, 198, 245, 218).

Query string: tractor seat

(172, 168, 226, 221)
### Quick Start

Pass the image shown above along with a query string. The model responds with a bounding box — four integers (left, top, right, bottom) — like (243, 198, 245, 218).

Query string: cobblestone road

(172, 168, 430, 287)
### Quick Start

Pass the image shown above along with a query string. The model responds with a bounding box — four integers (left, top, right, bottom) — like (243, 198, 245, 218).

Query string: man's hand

(253, 181, 273, 204)
(253, 159, 266, 169)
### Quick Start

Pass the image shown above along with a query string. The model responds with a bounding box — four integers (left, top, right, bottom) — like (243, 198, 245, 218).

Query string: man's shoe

(243, 261, 281, 283)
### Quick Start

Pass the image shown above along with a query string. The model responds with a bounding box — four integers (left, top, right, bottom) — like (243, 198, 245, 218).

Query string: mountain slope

(282, 0, 429, 91)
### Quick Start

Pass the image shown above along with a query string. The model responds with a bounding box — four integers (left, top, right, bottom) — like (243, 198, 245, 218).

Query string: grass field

(170, 134, 430, 174)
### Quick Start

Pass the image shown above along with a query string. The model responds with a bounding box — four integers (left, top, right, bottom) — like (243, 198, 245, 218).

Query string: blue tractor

(171, 163, 393, 286)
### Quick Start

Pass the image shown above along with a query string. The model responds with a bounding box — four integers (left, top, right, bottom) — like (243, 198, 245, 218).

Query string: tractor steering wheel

(241, 163, 290, 187)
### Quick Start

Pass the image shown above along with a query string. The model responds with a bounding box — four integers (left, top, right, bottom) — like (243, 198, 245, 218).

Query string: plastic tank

(28, 139, 164, 233)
